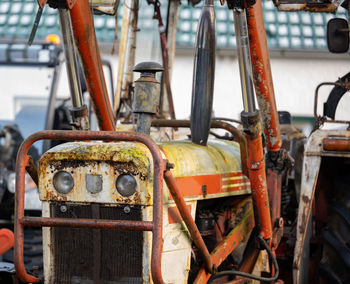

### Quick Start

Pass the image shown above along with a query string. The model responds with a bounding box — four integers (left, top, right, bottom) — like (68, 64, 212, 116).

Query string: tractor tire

(319, 161, 350, 284)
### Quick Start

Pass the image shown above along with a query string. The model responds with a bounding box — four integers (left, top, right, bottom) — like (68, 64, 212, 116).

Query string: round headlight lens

(7, 172, 16, 194)
(53, 171, 74, 194)
(116, 174, 137, 197)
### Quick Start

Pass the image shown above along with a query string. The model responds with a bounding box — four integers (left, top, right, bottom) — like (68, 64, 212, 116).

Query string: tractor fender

(293, 129, 350, 284)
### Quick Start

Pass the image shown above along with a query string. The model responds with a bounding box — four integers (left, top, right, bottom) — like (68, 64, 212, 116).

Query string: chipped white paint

(293, 129, 350, 284)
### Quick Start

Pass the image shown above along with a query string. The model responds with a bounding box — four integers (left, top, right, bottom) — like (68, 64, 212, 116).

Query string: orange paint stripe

(173, 173, 250, 198)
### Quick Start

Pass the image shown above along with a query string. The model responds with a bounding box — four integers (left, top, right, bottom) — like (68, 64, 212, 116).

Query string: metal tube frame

(14, 130, 165, 284)
(69, 0, 115, 131)
(58, 8, 84, 108)
(233, 8, 256, 113)
(233, 3, 272, 240)
(246, 0, 282, 152)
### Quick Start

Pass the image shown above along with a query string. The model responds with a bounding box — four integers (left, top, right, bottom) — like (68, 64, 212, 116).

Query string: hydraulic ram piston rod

(233, 8, 272, 239)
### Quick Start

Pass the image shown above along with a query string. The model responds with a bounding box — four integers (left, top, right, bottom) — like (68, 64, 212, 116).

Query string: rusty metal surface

(37, 0, 48, 9)
(241, 112, 272, 239)
(21, 216, 153, 230)
(133, 78, 160, 114)
(26, 155, 38, 187)
(69, 0, 115, 131)
(164, 170, 213, 274)
(246, 1, 282, 152)
(267, 169, 282, 227)
(152, 119, 249, 176)
(323, 138, 350, 152)
(193, 203, 255, 283)
(14, 130, 165, 284)
(39, 141, 152, 205)
(274, 1, 340, 12)
(305, 130, 350, 158)
(313, 81, 350, 129)
(294, 129, 350, 283)
(293, 130, 323, 284)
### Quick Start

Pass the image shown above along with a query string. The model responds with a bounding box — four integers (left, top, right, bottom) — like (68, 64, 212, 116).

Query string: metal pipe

(241, 112, 272, 239)
(21, 217, 154, 231)
(58, 9, 84, 108)
(14, 130, 165, 284)
(164, 171, 213, 273)
(43, 58, 63, 152)
(233, 9, 256, 113)
(154, 2, 176, 120)
(70, 0, 115, 131)
(323, 138, 350, 151)
(246, 1, 282, 152)
(114, 0, 133, 114)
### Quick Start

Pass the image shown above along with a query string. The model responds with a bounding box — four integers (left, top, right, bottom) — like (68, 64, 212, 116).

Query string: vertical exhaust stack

(190, 0, 216, 146)
(133, 62, 163, 135)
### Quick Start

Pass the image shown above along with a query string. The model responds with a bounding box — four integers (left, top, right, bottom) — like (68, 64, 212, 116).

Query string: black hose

(207, 235, 279, 283)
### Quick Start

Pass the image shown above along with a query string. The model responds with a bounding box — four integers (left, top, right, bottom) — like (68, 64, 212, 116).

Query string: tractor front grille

(50, 203, 143, 284)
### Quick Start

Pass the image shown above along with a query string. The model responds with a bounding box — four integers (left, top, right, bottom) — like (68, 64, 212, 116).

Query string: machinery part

(327, 18, 350, 54)
(192, 198, 255, 283)
(69, 0, 115, 131)
(114, 0, 138, 118)
(233, 4, 272, 239)
(151, 119, 249, 176)
(190, 0, 216, 146)
(207, 235, 279, 283)
(226, 0, 256, 9)
(241, 111, 272, 239)
(313, 80, 350, 129)
(233, 9, 256, 113)
(133, 61, 164, 135)
(91, 0, 120, 15)
(0, 229, 14, 255)
(58, 9, 84, 109)
(14, 130, 166, 284)
(2, 228, 43, 283)
(28, 6, 44, 46)
(323, 72, 350, 120)
(272, 0, 341, 12)
(164, 170, 214, 274)
(246, 0, 282, 152)
(58, 8, 89, 130)
(152, 0, 176, 120)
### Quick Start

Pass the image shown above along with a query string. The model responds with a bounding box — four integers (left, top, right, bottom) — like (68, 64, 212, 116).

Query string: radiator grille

(50, 203, 143, 284)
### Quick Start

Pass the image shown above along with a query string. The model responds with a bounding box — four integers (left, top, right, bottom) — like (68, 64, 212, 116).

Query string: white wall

(0, 49, 349, 124)
(170, 52, 350, 121)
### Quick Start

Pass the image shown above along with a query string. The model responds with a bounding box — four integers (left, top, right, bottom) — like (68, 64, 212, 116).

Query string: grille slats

(50, 203, 143, 284)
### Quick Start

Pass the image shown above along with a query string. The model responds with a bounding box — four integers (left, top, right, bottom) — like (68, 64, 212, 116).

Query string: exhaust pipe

(190, 0, 216, 146)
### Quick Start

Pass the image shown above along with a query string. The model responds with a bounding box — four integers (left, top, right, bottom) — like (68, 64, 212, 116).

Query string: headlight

(53, 171, 74, 194)
(116, 174, 137, 197)
(7, 172, 16, 194)
(6, 172, 37, 194)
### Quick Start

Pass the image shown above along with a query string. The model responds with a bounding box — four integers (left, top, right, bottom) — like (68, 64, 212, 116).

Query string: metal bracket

(226, 0, 256, 9)
(37, 0, 77, 9)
